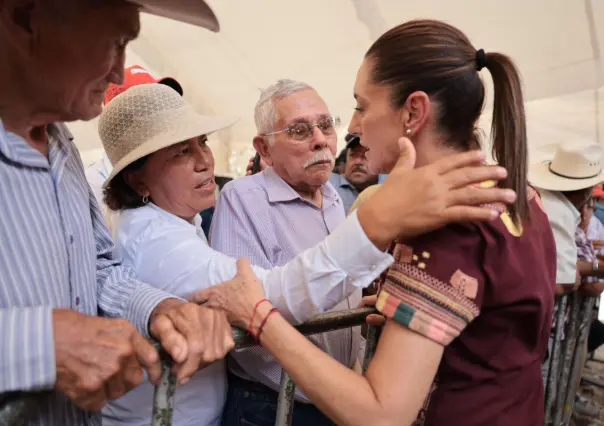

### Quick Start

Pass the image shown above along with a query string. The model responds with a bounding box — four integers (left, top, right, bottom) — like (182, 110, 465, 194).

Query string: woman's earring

(142, 195, 149, 204)
(406, 128, 412, 136)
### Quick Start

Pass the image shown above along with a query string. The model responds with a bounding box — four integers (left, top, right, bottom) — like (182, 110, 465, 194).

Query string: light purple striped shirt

(210, 167, 363, 403)
(0, 120, 173, 425)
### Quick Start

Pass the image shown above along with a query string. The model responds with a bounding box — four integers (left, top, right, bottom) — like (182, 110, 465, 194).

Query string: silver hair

(254, 79, 313, 143)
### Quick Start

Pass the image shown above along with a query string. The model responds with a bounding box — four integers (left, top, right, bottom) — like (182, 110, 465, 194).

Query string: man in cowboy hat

(0, 1, 234, 424)
(529, 143, 604, 295)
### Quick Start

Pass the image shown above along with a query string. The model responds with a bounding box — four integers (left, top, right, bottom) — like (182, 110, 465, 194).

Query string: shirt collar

(0, 119, 73, 169)
(147, 202, 203, 233)
(333, 173, 355, 189)
(263, 166, 339, 207)
(554, 190, 581, 223)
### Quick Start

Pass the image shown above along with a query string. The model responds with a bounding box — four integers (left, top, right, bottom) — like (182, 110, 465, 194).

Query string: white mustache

(304, 151, 335, 169)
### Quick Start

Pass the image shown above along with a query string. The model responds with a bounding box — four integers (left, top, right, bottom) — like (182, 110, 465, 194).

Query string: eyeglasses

(261, 116, 341, 143)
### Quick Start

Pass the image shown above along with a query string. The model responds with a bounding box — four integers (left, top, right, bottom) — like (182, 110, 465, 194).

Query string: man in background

(530, 144, 604, 296)
(329, 133, 379, 213)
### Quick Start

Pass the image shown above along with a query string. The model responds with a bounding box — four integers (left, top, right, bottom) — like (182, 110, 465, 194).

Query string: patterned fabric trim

(376, 262, 480, 346)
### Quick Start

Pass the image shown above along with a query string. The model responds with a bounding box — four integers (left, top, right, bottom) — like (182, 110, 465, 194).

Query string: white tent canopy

(69, 0, 604, 174)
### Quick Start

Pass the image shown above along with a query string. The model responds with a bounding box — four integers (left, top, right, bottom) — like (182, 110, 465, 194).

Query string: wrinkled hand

(245, 155, 267, 176)
(190, 258, 266, 330)
(358, 137, 516, 249)
(359, 295, 385, 326)
(53, 309, 162, 412)
(149, 299, 234, 385)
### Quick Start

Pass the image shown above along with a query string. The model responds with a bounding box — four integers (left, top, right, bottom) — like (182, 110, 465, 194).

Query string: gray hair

(254, 79, 313, 141)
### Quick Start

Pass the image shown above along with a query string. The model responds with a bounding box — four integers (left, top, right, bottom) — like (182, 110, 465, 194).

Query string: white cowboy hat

(529, 143, 604, 191)
(129, 0, 220, 31)
(99, 83, 239, 188)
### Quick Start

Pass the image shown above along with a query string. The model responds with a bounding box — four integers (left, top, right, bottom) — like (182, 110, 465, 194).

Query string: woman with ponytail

(200, 20, 557, 426)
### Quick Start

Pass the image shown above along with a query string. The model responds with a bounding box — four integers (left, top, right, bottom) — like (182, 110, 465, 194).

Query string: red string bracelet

(255, 308, 279, 343)
(248, 299, 270, 336)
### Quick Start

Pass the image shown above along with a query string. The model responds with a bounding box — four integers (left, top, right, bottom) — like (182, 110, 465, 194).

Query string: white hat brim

(102, 111, 238, 189)
(529, 161, 604, 192)
(129, 0, 220, 31)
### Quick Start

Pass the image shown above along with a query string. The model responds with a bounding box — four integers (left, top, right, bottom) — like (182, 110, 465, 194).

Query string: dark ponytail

(366, 20, 530, 225)
(485, 53, 529, 223)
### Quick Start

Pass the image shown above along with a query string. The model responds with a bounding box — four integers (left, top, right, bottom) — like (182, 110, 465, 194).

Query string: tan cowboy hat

(99, 83, 239, 188)
(529, 143, 604, 191)
(129, 0, 220, 31)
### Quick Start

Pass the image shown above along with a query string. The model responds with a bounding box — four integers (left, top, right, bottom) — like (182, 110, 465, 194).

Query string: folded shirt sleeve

(376, 224, 484, 346)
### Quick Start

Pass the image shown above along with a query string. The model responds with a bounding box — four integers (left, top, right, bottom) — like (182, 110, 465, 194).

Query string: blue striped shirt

(0, 120, 173, 425)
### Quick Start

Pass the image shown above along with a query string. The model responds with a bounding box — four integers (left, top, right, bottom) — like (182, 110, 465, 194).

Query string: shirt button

(370, 265, 377, 271)
(75, 296, 80, 306)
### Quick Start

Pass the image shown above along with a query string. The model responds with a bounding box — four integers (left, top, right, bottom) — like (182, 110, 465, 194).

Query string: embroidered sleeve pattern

(376, 235, 483, 346)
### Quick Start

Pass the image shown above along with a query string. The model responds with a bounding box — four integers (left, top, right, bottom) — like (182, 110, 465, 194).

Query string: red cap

(594, 184, 604, 198)
(104, 65, 183, 106)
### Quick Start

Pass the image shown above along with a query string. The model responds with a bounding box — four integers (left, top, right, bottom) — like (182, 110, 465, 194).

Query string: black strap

(476, 49, 488, 71)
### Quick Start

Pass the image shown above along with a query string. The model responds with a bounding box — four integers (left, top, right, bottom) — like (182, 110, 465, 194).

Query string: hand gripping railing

(0, 307, 381, 426)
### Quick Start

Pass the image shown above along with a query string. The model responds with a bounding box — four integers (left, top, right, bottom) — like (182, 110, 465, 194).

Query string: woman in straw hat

(97, 82, 514, 425)
(194, 19, 558, 426)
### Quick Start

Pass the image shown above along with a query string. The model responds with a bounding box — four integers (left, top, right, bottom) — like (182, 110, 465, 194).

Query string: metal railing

(0, 307, 381, 426)
(3, 296, 599, 426)
(543, 293, 597, 426)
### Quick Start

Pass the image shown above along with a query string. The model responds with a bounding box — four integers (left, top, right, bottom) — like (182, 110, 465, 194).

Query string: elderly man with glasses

(211, 79, 368, 426)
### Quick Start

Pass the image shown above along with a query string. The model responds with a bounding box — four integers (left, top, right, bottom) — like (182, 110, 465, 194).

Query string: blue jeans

(221, 373, 335, 426)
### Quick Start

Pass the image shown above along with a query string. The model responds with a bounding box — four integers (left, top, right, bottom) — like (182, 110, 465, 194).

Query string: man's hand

(149, 299, 234, 385)
(53, 309, 162, 412)
(358, 137, 516, 249)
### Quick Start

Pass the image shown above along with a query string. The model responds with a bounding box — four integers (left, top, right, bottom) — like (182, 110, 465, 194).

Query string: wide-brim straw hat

(129, 0, 220, 31)
(99, 83, 238, 189)
(529, 143, 604, 192)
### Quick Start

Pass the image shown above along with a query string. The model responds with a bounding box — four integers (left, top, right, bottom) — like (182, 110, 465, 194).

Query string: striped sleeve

(376, 225, 483, 346)
(90, 187, 175, 337)
(0, 306, 55, 392)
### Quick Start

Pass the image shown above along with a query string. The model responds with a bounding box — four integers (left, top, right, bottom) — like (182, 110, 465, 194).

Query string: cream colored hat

(529, 143, 604, 191)
(129, 0, 220, 31)
(99, 83, 238, 188)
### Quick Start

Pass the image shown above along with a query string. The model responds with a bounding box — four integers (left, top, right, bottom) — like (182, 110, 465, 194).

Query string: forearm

(258, 311, 388, 426)
(97, 265, 176, 337)
(261, 211, 392, 323)
(578, 260, 604, 278)
(0, 307, 56, 392)
(357, 202, 391, 251)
